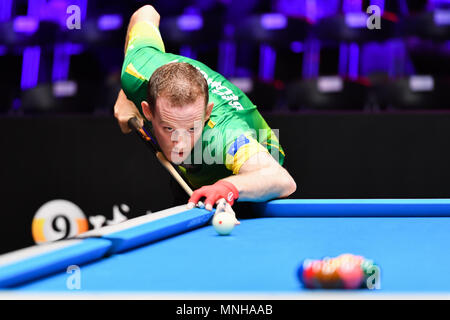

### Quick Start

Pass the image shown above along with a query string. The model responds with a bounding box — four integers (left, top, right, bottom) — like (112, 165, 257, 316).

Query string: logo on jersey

(227, 134, 250, 157)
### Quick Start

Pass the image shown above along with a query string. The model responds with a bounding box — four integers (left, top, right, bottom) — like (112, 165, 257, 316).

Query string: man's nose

(172, 130, 190, 148)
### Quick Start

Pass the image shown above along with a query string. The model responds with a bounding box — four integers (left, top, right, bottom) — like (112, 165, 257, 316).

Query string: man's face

(150, 95, 206, 164)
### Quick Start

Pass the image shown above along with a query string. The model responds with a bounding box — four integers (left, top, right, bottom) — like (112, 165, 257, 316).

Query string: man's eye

(188, 128, 195, 133)
(165, 127, 174, 132)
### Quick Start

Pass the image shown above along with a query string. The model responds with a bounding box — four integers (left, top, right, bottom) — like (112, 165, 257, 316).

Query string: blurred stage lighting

(261, 13, 287, 30)
(0, 0, 12, 22)
(13, 16, 39, 34)
(98, 14, 123, 31)
(53, 81, 78, 97)
(317, 76, 344, 93)
(21, 46, 40, 90)
(409, 75, 434, 92)
(290, 41, 304, 53)
(177, 14, 203, 31)
(434, 9, 450, 26)
(345, 12, 368, 28)
(229, 78, 253, 93)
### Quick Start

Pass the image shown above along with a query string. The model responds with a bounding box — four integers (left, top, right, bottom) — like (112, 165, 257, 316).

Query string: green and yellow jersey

(121, 21, 285, 188)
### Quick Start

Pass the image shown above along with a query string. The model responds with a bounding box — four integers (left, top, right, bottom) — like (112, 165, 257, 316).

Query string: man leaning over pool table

(113, 5, 296, 212)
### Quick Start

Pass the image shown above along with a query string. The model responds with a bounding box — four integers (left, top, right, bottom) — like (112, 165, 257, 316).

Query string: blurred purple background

(0, 0, 449, 114)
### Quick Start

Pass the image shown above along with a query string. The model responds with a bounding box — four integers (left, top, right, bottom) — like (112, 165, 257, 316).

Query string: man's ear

(205, 101, 214, 121)
(141, 101, 153, 121)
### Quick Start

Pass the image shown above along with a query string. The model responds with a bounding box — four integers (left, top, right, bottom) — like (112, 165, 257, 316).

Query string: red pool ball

(337, 261, 364, 289)
(300, 260, 316, 289)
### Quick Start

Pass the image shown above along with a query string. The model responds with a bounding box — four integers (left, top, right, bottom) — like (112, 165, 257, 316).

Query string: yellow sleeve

(225, 135, 270, 175)
(126, 21, 165, 55)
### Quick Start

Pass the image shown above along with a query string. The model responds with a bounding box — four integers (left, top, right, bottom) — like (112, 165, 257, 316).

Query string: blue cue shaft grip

(128, 117, 158, 153)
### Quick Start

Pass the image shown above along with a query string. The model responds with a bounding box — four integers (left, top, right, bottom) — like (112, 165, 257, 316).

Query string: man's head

(141, 62, 213, 164)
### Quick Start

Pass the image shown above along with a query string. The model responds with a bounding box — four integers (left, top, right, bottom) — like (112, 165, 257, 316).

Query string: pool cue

(128, 118, 233, 216)
(127, 117, 194, 197)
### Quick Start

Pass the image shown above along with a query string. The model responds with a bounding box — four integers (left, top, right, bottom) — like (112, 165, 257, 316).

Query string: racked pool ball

(319, 259, 342, 289)
(298, 254, 376, 290)
(298, 260, 316, 288)
(360, 259, 379, 288)
(336, 253, 364, 265)
(337, 260, 364, 289)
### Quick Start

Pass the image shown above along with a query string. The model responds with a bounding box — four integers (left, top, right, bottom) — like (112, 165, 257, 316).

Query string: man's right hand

(114, 89, 144, 134)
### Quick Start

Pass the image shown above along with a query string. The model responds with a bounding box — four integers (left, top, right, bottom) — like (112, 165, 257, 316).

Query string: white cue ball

(212, 212, 235, 235)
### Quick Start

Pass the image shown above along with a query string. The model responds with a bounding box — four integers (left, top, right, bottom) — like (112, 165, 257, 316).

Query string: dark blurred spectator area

(0, 0, 449, 115)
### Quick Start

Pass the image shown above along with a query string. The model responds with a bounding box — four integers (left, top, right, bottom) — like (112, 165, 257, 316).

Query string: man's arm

(115, 5, 161, 133)
(188, 151, 297, 211)
(222, 151, 296, 202)
(124, 5, 161, 54)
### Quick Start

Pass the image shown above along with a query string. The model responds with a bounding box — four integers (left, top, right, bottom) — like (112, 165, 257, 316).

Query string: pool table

(1, 199, 450, 297)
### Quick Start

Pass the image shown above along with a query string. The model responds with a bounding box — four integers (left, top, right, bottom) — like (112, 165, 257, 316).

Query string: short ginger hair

(147, 62, 209, 112)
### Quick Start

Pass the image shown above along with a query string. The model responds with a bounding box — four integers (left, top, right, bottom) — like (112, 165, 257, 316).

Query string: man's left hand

(187, 180, 239, 211)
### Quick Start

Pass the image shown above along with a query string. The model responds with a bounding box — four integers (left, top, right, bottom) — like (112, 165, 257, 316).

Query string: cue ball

(212, 212, 235, 235)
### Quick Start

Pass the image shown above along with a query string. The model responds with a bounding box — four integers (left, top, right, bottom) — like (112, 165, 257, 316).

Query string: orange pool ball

(319, 260, 342, 289)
